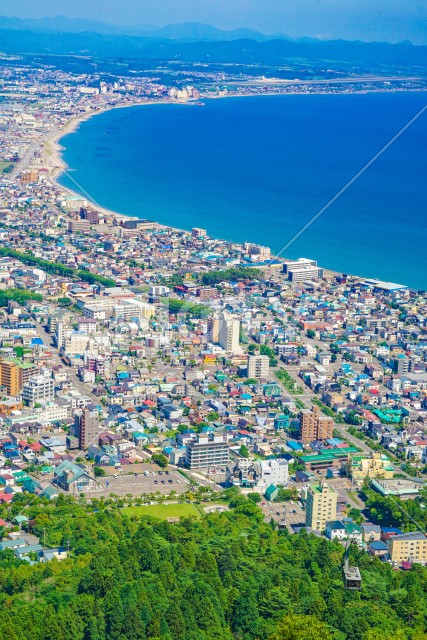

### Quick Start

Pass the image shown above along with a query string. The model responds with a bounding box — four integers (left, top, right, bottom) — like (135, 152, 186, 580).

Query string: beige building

(305, 482, 337, 532)
(247, 354, 270, 379)
(209, 313, 240, 354)
(388, 532, 427, 564)
(347, 452, 394, 485)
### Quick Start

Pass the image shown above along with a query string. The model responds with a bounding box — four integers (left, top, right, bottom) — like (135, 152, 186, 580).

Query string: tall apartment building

(185, 433, 229, 469)
(247, 354, 270, 379)
(73, 408, 99, 449)
(22, 375, 54, 407)
(208, 317, 220, 343)
(208, 313, 240, 354)
(305, 482, 337, 532)
(0, 359, 38, 396)
(299, 405, 334, 443)
(388, 532, 427, 564)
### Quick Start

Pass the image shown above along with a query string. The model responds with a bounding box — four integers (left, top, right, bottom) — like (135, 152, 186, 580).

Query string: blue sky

(3, 0, 427, 44)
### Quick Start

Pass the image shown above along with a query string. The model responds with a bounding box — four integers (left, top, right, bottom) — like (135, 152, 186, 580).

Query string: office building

(247, 354, 270, 379)
(185, 433, 229, 469)
(73, 408, 99, 449)
(22, 375, 54, 407)
(299, 405, 334, 443)
(388, 532, 427, 564)
(305, 482, 338, 532)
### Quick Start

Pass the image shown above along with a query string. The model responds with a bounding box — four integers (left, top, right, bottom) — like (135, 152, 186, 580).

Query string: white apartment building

(22, 375, 54, 407)
(283, 258, 324, 283)
(247, 354, 270, 379)
(208, 312, 240, 354)
(185, 433, 229, 469)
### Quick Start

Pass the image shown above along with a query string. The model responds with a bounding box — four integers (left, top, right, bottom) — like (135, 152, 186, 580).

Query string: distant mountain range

(0, 15, 425, 69)
(0, 16, 279, 41)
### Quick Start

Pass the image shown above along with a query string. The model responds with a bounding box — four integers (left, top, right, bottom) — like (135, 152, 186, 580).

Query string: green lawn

(123, 502, 200, 520)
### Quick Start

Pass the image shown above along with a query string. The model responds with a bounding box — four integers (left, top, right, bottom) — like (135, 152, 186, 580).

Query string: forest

(0, 491, 427, 640)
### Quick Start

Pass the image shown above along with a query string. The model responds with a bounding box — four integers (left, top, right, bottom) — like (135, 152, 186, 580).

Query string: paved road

(34, 320, 99, 403)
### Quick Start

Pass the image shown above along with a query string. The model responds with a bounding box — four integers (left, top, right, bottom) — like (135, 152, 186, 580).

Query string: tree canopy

(0, 493, 426, 639)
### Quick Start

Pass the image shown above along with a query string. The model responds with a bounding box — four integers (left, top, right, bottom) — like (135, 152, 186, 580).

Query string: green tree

(269, 614, 336, 640)
(239, 444, 249, 458)
(152, 453, 168, 468)
(93, 467, 106, 477)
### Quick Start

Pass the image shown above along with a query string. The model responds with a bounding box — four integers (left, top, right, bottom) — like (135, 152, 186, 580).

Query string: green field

(122, 502, 200, 520)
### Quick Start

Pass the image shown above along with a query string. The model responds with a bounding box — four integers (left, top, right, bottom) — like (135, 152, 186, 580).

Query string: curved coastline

(46, 91, 427, 287)
(44, 99, 171, 222)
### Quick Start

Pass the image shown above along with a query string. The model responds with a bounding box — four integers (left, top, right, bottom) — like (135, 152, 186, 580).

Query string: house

(265, 483, 278, 501)
(362, 523, 382, 542)
(54, 460, 96, 492)
(368, 541, 388, 557)
(38, 547, 68, 562)
(326, 520, 346, 540)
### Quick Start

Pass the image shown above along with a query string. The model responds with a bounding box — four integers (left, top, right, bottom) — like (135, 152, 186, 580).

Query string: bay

(58, 93, 427, 289)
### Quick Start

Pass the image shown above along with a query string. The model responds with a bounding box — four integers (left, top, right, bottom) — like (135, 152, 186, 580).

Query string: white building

(253, 459, 289, 488)
(22, 375, 54, 407)
(283, 258, 324, 283)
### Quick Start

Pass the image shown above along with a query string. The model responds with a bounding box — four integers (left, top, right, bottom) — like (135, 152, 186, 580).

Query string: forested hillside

(0, 493, 427, 640)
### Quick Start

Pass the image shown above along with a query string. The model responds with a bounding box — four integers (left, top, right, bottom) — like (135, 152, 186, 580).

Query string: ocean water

(58, 93, 427, 289)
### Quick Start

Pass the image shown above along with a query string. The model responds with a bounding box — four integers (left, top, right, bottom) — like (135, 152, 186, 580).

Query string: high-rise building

(247, 354, 270, 379)
(0, 359, 38, 396)
(218, 313, 240, 354)
(185, 433, 229, 469)
(299, 405, 334, 443)
(208, 317, 220, 343)
(0, 360, 20, 396)
(208, 313, 240, 354)
(306, 482, 337, 532)
(22, 375, 54, 407)
(73, 408, 99, 449)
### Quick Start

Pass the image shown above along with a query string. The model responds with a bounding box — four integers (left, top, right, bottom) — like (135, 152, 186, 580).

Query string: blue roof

(287, 440, 303, 451)
(369, 541, 388, 550)
(30, 337, 43, 345)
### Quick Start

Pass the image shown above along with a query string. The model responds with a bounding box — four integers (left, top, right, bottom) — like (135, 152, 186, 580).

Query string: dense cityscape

(0, 27, 426, 640)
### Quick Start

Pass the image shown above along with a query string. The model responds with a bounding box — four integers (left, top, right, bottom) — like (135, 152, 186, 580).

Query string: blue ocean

(58, 93, 427, 289)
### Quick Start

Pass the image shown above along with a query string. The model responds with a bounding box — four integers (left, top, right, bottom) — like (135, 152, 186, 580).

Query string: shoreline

(42, 88, 426, 287)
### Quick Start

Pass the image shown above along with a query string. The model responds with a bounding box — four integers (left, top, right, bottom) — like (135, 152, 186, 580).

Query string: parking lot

(261, 500, 306, 533)
(83, 469, 190, 498)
